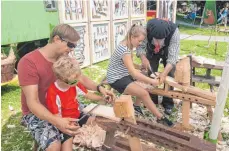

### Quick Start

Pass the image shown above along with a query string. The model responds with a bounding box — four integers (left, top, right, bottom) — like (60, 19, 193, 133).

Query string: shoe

(164, 108, 173, 115)
(157, 116, 174, 127)
(133, 104, 144, 116)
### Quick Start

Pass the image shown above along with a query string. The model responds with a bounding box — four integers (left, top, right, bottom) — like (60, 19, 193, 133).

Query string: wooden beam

(150, 89, 216, 106)
(166, 76, 216, 101)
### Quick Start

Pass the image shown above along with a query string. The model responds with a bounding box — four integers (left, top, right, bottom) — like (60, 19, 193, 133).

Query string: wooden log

(175, 57, 191, 85)
(113, 95, 143, 151)
(150, 89, 216, 106)
(113, 95, 136, 123)
(166, 76, 216, 101)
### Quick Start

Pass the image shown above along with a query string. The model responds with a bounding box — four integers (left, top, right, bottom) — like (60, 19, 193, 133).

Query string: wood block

(175, 57, 191, 85)
(113, 95, 135, 120)
(82, 104, 121, 122)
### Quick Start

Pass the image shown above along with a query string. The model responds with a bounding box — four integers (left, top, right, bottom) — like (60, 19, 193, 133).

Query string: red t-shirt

(46, 82, 88, 119)
(18, 50, 56, 115)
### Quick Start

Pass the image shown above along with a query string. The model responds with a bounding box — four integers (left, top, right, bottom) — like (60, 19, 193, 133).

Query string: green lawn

(1, 40, 229, 150)
(177, 13, 229, 36)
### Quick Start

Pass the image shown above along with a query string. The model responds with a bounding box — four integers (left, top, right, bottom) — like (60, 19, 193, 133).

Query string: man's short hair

(49, 24, 80, 43)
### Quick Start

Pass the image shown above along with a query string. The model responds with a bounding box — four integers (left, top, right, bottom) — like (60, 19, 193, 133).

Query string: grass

(177, 13, 229, 36)
(1, 40, 229, 150)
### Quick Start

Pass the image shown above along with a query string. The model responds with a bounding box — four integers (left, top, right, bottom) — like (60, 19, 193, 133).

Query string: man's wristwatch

(97, 84, 104, 93)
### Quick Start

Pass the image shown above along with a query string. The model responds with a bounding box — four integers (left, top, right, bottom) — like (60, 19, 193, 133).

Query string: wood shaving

(73, 124, 106, 149)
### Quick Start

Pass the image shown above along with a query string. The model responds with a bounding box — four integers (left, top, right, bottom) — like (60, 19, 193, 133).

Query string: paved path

(180, 33, 229, 42)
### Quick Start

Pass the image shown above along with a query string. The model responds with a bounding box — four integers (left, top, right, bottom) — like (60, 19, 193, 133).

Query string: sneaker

(157, 116, 174, 127)
(133, 104, 144, 116)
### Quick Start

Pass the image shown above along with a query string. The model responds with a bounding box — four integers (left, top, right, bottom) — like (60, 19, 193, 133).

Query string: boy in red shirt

(46, 55, 105, 150)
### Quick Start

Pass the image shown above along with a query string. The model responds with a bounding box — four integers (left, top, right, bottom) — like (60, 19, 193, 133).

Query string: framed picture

(112, 20, 128, 52)
(90, 22, 111, 63)
(44, 0, 58, 11)
(131, 0, 146, 18)
(112, 0, 128, 20)
(131, 18, 146, 26)
(90, 0, 110, 21)
(59, 0, 88, 23)
(68, 23, 90, 68)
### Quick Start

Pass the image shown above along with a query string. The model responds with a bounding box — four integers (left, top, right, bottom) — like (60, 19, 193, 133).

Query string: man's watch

(97, 84, 104, 93)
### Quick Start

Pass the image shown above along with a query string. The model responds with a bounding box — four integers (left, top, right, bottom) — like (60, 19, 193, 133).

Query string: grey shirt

(136, 28, 180, 66)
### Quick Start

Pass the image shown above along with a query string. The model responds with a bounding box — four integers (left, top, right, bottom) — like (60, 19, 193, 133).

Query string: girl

(107, 24, 173, 127)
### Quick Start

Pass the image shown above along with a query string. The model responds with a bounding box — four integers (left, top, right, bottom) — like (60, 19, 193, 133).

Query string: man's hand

(158, 72, 167, 85)
(140, 55, 150, 71)
(54, 117, 80, 136)
(99, 86, 115, 104)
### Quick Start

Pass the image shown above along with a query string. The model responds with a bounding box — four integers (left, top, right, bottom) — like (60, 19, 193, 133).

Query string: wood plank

(192, 61, 224, 70)
(192, 75, 221, 85)
(166, 76, 216, 101)
(82, 104, 121, 122)
(150, 89, 216, 106)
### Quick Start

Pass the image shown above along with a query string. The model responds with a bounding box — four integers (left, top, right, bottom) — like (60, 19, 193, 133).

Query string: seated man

(18, 24, 114, 151)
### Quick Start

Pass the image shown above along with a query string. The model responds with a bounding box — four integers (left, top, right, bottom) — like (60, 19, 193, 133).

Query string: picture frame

(131, 18, 146, 26)
(59, 0, 88, 23)
(44, 0, 58, 12)
(89, 0, 110, 21)
(131, 0, 146, 18)
(68, 23, 91, 68)
(90, 21, 111, 63)
(112, 0, 129, 20)
(112, 20, 129, 52)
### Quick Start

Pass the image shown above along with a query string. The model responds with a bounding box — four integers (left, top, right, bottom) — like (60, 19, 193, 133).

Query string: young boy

(46, 55, 105, 150)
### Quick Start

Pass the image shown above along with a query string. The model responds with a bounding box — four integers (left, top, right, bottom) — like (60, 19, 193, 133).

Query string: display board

(90, 22, 111, 63)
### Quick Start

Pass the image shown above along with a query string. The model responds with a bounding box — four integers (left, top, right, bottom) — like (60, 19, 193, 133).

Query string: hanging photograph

(68, 23, 90, 68)
(44, 0, 58, 11)
(112, 20, 128, 52)
(113, 0, 128, 20)
(61, 0, 87, 23)
(131, 0, 146, 17)
(131, 18, 146, 26)
(90, 0, 110, 21)
(91, 22, 111, 63)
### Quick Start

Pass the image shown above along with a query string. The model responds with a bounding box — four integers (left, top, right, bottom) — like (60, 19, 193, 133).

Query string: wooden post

(209, 51, 229, 141)
(174, 57, 193, 129)
(113, 95, 143, 151)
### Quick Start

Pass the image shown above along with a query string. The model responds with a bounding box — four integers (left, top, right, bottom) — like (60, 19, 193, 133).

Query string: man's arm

(22, 85, 58, 123)
(136, 38, 151, 70)
(78, 74, 115, 103)
(159, 28, 180, 84)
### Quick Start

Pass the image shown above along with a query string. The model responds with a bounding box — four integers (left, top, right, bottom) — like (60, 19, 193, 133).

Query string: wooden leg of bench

(128, 136, 143, 151)
(182, 100, 190, 129)
(103, 128, 116, 151)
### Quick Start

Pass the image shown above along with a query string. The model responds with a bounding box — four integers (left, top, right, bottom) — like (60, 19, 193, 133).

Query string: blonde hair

(49, 24, 80, 43)
(53, 55, 81, 82)
(123, 24, 146, 50)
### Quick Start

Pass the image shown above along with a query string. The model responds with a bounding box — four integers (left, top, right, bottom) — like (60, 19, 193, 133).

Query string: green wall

(1, 1, 59, 45)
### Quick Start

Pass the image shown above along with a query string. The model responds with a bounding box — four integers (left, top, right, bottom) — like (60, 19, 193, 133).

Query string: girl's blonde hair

(123, 24, 146, 50)
(53, 55, 81, 82)
(49, 24, 80, 43)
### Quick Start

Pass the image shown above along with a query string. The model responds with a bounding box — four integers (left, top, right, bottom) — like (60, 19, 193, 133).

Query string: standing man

(18, 24, 114, 151)
(136, 18, 180, 115)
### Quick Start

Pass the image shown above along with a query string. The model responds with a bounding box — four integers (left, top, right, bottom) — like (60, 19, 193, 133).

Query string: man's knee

(46, 140, 61, 151)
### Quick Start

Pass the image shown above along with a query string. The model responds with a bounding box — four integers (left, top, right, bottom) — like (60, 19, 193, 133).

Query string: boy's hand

(99, 87, 115, 103)
(54, 117, 80, 136)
